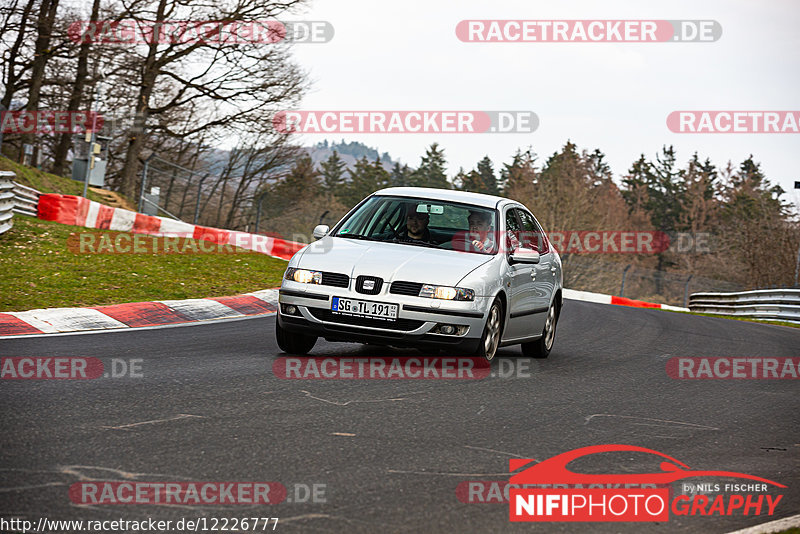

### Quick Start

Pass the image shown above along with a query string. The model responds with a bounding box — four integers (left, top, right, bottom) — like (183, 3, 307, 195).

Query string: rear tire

(521, 300, 559, 359)
(474, 298, 503, 361)
(276, 320, 317, 355)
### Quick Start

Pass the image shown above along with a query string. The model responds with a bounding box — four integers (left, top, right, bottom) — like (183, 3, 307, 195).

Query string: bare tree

(21, 0, 61, 148)
(0, 0, 37, 111)
(114, 0, 308, 201)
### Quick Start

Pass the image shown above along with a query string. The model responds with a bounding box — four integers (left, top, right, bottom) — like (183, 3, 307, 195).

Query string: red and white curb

(564, 288, 689, 312)
(0, 289, 279, 337)
(0, 288, 687, 338)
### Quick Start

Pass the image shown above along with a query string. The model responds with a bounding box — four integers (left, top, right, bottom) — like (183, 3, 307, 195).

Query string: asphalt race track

(1, 300, 798, 533)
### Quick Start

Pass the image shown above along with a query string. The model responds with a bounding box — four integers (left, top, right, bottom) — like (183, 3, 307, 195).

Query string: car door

(502, 207, 537, 341)
(516, 208, 554, 332)
(506, 208, 554, 337)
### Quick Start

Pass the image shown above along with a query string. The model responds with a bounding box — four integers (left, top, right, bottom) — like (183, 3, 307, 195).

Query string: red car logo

(509, 444, 786, 487)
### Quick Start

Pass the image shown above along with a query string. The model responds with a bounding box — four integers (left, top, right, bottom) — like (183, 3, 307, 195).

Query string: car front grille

(389, 281, 423, 296)
(321, 272, 349, 288)
(355, 275, 383, 295)
(307, 308, 425, 331)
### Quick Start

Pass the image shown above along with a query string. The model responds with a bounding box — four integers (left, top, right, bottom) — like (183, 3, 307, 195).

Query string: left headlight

(419, 284, 475, 301)
(285, 267, 322, 284)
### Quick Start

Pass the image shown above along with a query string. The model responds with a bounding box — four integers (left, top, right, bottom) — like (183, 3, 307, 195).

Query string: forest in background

(259, 140, 799, 301)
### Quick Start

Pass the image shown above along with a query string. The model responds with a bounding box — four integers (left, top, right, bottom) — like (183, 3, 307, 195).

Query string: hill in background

(306, 140, 398, 173)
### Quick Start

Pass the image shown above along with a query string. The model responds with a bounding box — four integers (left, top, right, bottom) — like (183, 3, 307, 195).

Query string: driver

(398, 205, 432, 242)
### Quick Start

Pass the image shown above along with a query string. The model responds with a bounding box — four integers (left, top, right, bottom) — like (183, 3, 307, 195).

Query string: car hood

(296, 236, 493, 286)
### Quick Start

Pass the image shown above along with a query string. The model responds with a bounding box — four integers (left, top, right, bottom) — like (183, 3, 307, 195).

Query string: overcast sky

(288, 0, 799, 208)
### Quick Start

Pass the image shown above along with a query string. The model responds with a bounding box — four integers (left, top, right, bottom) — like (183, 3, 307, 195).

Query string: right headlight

(419, 284, 475, 301)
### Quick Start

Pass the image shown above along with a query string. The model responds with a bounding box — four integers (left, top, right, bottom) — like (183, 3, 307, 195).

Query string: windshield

(333, 196, 499, 255)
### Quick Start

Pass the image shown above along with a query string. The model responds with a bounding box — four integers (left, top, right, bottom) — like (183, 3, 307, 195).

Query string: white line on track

(726, 513, 800, 534)
(101, 414, 205, 430)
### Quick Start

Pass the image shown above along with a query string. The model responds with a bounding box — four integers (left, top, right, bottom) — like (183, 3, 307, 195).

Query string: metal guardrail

(0, 171, 41, 235)
(0, 173, 13, 235)
(689, 289, 800, 322)
(12, 181, 39, 217)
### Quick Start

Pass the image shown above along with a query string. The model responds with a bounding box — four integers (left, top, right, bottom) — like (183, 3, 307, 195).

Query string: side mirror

(312, 224, 330, 240)
(510, 247, 540, 264)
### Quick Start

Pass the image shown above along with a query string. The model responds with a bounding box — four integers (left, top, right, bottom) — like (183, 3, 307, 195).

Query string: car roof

(374, 187, 511, 209)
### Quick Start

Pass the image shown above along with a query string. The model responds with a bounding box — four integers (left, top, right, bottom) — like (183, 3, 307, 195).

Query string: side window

(516, 209, 549, 253)
(505, 209, 521, 252)
(363, 200, 397, 236)
(376, 202, 404, 236)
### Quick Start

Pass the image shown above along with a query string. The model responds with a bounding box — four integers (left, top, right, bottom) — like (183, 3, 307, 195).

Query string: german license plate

(331, 297, 398, 320)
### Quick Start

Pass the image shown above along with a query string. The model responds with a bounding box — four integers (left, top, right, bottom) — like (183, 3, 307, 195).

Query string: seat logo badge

(363, 280, 375, 290)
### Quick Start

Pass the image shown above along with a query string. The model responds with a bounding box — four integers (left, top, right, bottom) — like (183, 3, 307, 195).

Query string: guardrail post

(620, 264, 632, 297)
(684, 274, 694, 307)
(138, 156, 151, 213)
(193, 174, 208, 225)
(254, 190, 269, 233)
(0, 103, 5, 147)
(795, 242, 800, 287)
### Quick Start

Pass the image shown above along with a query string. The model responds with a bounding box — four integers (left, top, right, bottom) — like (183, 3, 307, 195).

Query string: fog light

(281, 304, 299, 316)
(440, 325, 456, 335)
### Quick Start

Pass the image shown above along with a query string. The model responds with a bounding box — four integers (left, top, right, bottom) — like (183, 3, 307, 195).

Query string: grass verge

(0, 215, 288, 312)
(664, 309, 800, 329)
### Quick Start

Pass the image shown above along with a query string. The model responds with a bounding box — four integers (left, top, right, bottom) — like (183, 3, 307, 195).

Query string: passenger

(467, 210, 496, 252)
(452, 211, 496, 253)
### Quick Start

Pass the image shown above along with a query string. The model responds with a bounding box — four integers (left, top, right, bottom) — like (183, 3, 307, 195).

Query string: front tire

(521, 300, 559, 359)
(276, 319, 317, 355)
(475, 298, 503, 361)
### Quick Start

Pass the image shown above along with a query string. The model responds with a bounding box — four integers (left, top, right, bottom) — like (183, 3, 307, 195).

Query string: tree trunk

(51, 0, 100, 177)
(22, 0, 61, 147)
(118, 0, 168, 202)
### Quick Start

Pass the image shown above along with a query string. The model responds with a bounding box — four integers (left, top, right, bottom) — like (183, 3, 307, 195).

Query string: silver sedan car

(276, 187, 563, 360)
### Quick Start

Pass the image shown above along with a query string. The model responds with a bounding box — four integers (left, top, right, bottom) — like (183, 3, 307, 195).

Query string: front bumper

(278, 282, 488, 352)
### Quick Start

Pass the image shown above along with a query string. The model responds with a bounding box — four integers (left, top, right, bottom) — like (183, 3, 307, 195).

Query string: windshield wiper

(336, 233, 379, 242)
(390, 238, 440, 249)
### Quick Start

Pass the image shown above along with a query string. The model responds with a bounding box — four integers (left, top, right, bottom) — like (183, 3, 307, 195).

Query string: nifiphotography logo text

(508, 445, 785, 522)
